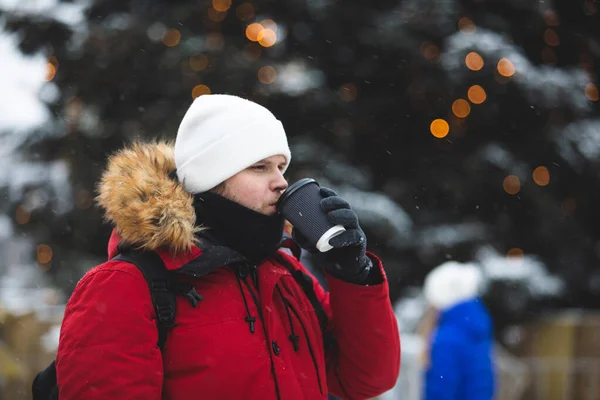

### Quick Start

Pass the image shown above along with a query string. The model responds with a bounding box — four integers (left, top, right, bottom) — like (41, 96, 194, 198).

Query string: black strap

(272, 252, 329, 334)
(113, 251, 176, 350)
(32, 360, 59, 400)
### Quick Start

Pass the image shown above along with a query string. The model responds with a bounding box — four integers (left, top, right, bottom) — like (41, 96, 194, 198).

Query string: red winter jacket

(56, 142, 400, 399)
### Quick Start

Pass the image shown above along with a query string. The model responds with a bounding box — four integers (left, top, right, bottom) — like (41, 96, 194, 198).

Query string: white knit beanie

(423, 261, 483, 311)
(174, 94, 291, 193)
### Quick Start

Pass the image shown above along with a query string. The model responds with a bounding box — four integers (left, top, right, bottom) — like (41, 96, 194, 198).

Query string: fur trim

(96, 141, 198, 255)
(423, 261, 482, 310)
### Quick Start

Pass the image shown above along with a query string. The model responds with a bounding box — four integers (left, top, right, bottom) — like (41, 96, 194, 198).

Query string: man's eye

(252, 165, 266, 170)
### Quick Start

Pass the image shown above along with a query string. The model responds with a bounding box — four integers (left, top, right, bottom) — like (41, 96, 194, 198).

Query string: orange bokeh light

(585, 83, 599, 101)
(245, 23, 263, 42)
(258, 29, 277, 47)
(192, 84, 211, 98)
(465, 52, 484, 71)
(532, 166, 550, 186)
(189, 55, 209, 71)
(162, 28, 181, 47)
(458, 17, 476, 34)
(45, 63, 57, 81)
(452, 99, 471, 118)
(503, 175, 521, 195)
(37, 244, 53, 264)
(507, 248, 524, 258)
(212, 0, 231, 12)
(497, 58, 515, 77)
(468, 85, 487, 104)
(430, 119, 450, 138)
(15, 205, 31, 225)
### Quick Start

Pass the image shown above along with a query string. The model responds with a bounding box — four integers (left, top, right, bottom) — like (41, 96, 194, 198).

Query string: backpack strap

(113, 250, 175, 350)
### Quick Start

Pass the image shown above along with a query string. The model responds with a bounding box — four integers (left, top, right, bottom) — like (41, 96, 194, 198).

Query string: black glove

(293, 187, 372, 283)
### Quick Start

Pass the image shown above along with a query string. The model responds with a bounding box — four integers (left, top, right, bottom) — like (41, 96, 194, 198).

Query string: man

(56, 94, 400, 399)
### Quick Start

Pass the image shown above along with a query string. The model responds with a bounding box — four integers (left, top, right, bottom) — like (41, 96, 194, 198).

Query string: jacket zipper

(240, 275, 282, 400)
(285, 297, 324, 395)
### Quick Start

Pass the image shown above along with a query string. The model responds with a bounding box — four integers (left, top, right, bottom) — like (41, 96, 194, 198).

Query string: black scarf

(193, 192, 284, 264)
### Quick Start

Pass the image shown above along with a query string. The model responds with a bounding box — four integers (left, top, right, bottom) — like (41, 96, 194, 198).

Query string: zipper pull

(289, 334, 300, 352)
(245, 315, 256, 333)
(250, 265, 259, 288)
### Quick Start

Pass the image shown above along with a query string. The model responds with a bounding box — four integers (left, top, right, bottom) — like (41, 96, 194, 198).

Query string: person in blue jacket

(421, 261, 495, 400)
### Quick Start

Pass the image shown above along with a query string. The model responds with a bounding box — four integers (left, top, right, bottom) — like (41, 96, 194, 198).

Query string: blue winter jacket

(424, 298, 495, 400)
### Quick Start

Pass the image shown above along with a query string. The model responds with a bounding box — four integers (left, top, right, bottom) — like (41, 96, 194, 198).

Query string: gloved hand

(293, 187, 372, 283)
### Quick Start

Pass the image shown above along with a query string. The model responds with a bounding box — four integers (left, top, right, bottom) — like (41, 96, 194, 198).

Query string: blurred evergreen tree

(1, 0, 599, 326)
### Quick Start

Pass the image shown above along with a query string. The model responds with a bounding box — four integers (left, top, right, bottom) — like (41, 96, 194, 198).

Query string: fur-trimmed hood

(96, 141, 198, 255)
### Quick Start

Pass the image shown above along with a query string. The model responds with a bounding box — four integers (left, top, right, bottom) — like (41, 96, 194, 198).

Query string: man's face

(216, 155, 288, 215)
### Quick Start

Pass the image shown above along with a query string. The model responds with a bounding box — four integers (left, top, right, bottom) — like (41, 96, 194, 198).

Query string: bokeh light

(245, 23, 263, 42)
(458, 17, 476, 34)
(430, 119, 450, 138)
(503, 175, 521, 195)
(497, 58, 515, 77)
(507, 248, 524, 258)
(339, 83, 358, 102)
(452, 99, 471, 118)
(257, 29, 277, 47)
(189, 55, 209, 71)
(467, 85, 487, 104)
(192, 84, 211, 98)
(212, 0, 231, 12)
(543, 9, 560, 26)
(533, 166, 550, 186)
(258, 66, 277, 84)
(15, 205, 31, 225)
(585, 82, 599, 101)
(261, 19, 278, 33)
(544, 29, 560, 47)
(465, 52, 484, 71)
(420, 42, 440, 62)
(37, 244, 53, 264)
(45, 63, 57, 81)
(162, 28, 181, 47)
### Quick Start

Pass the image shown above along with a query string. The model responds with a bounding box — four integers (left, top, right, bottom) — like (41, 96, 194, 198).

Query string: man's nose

(272, 170, 288, 192)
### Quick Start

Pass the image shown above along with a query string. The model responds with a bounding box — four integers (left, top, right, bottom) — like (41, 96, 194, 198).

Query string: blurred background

(0, 0, 599, 399)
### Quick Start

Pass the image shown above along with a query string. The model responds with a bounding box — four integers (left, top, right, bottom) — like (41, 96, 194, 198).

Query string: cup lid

(276, 178, 318, 210)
